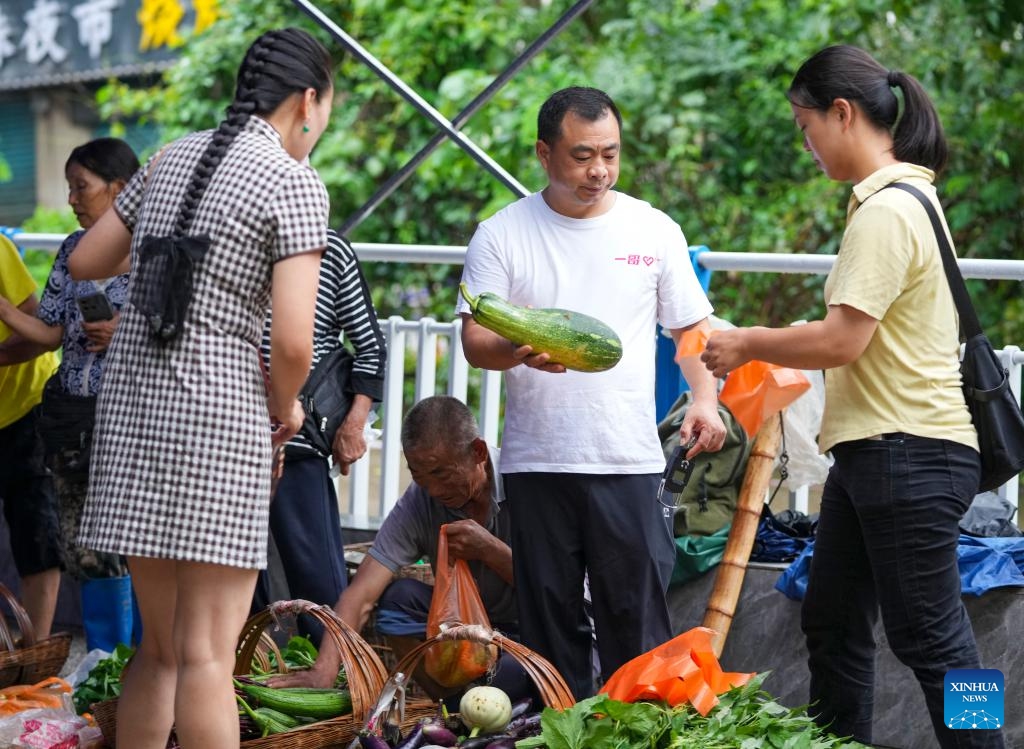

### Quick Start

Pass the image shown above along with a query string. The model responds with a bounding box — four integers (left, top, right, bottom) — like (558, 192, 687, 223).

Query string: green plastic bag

(671, 525, 731, 586)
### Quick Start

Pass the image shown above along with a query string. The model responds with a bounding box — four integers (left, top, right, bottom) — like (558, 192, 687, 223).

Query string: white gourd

(459, 685, 513, 733)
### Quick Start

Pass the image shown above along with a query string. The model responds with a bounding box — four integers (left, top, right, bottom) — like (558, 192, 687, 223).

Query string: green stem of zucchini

(459, 282, 478, 312)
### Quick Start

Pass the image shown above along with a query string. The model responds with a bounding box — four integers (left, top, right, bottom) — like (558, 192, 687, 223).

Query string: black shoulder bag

(297, 346, 355, 457)
(884, 182, 1024, 492)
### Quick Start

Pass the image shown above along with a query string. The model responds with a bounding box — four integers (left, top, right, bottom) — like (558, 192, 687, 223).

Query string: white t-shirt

(456, 191, 712, 474)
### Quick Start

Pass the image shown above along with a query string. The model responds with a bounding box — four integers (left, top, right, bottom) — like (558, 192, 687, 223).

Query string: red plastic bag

(599, 627, 753, 716)
(423, 524, 498, 688)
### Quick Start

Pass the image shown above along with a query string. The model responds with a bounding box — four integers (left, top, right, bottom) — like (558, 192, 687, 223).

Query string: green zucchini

(234, 679, 352, 720)
(459, 283, 623, 373)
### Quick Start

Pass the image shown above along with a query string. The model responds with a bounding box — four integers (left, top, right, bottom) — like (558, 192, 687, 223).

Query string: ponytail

(887, 70, 948, 175)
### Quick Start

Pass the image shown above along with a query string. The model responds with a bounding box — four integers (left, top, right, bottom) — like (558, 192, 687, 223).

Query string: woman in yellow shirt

(702, 45, 1001, 749)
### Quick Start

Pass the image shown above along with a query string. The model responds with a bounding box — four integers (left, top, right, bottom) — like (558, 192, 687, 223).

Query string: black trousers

(504, 471, 675, 700)
(253, 453, 348, 643)
(803, 434, 1004, 748)
(0, 407, 61, 577)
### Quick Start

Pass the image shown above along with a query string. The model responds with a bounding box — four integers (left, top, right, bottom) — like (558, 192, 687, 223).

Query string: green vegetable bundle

(72, 643, 134, 715)
(515, 673, 868, 749)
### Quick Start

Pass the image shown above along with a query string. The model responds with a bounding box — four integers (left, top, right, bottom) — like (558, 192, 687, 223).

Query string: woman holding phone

(0, 137, 140, 649)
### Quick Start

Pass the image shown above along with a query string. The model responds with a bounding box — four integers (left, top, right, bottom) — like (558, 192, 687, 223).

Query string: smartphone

(76, 291, 114, 322)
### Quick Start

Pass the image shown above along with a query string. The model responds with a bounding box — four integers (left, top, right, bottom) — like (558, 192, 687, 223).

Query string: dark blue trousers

(253, 453, 348, 644)
(803, 434, 1004, 748)
(503, 471, 675, 700)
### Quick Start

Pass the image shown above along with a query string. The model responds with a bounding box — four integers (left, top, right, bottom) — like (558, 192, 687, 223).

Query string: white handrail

(10, 233, 1024, 281)
(339, 316, 501, 528)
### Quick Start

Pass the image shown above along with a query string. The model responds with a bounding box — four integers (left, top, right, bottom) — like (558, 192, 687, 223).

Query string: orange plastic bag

(719, 362, 810, 438)
(677, 327, 810, 438)
(423, 524, 498, 688)
(599, 627, 753, 716)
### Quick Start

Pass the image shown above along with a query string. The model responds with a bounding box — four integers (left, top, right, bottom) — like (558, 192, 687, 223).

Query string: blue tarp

(775, 535, 1024, 601)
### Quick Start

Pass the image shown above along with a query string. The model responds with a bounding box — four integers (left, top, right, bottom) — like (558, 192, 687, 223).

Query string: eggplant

(505, 712, 542, 736)
(420, 722, 458, 747)
(484, 739, 517, 749)
(358, 733, 392, 749)
(457, 733, 514, 749)
(508, 697, 533, 721)
(394, 721, 425, 749)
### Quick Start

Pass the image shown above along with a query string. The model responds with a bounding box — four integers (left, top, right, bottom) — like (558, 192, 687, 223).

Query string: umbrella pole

(702, 412, 784, 657)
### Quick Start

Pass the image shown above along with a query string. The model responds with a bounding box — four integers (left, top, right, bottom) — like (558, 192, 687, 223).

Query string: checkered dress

(77, 117, 329, 568)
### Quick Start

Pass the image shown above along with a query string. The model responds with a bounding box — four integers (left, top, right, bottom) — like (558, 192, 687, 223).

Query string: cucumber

(460, 283, 623, 373)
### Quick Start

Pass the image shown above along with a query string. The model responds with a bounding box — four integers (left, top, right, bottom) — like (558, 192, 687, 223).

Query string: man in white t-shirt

(455, 86, 725, 699)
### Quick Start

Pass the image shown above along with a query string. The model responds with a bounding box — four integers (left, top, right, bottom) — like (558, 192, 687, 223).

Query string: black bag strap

(879, 182, 983, 340)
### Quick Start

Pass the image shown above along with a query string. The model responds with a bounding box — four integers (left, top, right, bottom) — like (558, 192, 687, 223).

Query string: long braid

(132, 28, 332, 342)
(173, 38, 272, 236)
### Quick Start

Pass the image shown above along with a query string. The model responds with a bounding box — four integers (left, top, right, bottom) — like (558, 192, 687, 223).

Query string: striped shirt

(261, 230, 386, 455)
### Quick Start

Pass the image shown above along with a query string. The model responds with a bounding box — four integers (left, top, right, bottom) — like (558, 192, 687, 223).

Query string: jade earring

(302, 122, 310, 133)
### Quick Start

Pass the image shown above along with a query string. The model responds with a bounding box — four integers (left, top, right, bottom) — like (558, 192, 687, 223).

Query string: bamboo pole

(702, 412, 784, 657)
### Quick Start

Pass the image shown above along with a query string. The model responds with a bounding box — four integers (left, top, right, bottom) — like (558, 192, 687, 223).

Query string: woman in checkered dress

(68, 28, 334, 749)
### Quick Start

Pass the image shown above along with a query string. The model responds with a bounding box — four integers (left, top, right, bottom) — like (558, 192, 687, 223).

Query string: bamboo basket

(382, 622, 575, 735)
(94, 599, 389, 749)
(0, 582, 71, 688)
(344, 542, 434, 585)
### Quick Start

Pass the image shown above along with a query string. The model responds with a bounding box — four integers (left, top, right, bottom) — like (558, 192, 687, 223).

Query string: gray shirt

(368, 446, 516, 626)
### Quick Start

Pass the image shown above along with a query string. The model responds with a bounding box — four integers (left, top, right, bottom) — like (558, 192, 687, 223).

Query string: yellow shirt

(819, 163, 978, 454)
(0, 235, 59, 429)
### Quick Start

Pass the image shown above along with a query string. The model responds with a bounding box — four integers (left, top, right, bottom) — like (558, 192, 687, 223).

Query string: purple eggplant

(484, 739, 517, 749)
(505, 712, 542, 736)
(457, 733, 514, 749)
(508, 697, 533, 721)
(358, 733, 392, 749)
(420, 722, 458, 747)
(393, 721, 425, 749)
(456, 733, 507, 749)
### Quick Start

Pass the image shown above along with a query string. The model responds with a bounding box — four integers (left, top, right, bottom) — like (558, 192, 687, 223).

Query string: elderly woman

(0, 137, 139, 649)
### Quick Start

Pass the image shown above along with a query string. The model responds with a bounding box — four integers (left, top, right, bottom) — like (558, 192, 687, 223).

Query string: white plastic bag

(0, 706, 98, 748)
(781, 367, 832, 488)
(61, 649, 110, 690)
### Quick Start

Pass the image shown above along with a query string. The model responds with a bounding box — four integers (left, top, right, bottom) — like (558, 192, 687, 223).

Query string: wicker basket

(356, 622, 573, 741)
(390, 623, 575, 713)
(344, 542, 434, 585)
(93, 599, 388, 749)
(0, 582, 71, 688)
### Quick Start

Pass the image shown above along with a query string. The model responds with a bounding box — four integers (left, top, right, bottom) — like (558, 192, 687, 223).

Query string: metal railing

(11, 232, 1024, 525)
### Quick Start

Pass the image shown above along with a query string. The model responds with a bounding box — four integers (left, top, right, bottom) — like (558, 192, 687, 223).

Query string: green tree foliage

(95, 0, 1022, 342)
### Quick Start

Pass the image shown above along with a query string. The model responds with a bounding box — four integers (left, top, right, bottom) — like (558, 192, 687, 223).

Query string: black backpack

(656, 391, 751, 536)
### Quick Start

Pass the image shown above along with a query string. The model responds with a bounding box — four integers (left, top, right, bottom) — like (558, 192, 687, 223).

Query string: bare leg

(115, 557, 177, 749)
(20, 568, 60, 638)
(172, 561, 258, 749)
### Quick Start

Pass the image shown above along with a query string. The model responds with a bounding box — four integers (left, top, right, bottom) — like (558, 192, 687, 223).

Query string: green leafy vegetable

(249, 635, 346, 688)
(515, 674, 868, 749)
(72, 643, 135, 715)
